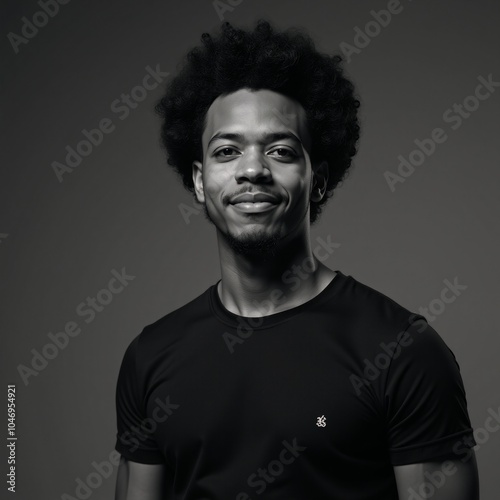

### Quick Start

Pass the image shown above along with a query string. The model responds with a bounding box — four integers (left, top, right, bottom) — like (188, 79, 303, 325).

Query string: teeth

(235, 201, 272, 205)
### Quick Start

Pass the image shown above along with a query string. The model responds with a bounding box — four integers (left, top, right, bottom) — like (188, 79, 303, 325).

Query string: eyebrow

(207, 132, 303, 149)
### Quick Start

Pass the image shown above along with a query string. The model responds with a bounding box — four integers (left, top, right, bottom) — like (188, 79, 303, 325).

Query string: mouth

(230, 191, 280, 203)
(228, 191, 282, 213)
(230, 201, 279, 214)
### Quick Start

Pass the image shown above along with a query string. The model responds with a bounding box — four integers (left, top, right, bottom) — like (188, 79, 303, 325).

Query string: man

(114, 20, 479, 499)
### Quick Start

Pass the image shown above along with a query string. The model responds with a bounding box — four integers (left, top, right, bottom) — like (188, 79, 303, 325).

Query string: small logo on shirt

(316, 415, 326, 427)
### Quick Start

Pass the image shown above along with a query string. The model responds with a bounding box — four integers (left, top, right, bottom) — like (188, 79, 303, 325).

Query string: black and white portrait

(2, 1, 499, 499)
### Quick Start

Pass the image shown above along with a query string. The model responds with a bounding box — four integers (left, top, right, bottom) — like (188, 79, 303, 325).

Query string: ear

(310, 160, 329, 203)
(192, 160, 205, 204)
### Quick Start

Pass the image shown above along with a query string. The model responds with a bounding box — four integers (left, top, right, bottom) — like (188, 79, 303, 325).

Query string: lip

(229, 192, 280, 204)
(230, 201, 278, 214)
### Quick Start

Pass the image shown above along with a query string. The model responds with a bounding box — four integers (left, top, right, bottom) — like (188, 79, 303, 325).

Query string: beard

(202, 203, 283, 260)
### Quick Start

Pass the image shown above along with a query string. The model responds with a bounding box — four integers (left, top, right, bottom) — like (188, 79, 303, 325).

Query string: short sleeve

(115, 334, 165, 464)
(384, 318, 476, 465)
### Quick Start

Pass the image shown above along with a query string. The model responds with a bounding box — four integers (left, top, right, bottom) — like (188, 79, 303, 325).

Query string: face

(192, 88, 328, 257)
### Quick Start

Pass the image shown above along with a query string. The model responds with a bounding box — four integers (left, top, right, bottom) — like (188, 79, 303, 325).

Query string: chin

(203, 204, 286, 258)
(223, 229, 283, 258)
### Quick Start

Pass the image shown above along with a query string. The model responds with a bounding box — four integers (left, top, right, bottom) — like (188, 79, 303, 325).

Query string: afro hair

(155, 19, 361, 224)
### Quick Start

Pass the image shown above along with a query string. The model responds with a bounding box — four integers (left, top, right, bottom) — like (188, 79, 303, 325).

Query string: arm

(382, 318, 479, 498)
(393, 451, 480, 500)
(115, 455, 168, 500)
(115, 337, 170, 499)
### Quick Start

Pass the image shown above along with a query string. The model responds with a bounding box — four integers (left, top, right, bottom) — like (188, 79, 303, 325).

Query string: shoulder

(338, 272, 426, 345)
(345, 275, 459, 368)
(144, 282, 213, 335)
(121, 282, 214, 360)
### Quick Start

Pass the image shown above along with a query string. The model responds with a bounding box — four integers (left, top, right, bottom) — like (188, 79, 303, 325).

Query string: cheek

(202, 165, 228, 191)
(281, 173, 311, 203)
(201, 167, 231, 209)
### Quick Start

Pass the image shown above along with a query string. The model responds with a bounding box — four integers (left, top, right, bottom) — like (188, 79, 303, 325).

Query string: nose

(234, 149, 272, 183)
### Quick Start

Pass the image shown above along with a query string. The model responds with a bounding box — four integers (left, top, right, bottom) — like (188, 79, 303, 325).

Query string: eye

(268, 147, 297, 160)
(214, 147, 240, 158)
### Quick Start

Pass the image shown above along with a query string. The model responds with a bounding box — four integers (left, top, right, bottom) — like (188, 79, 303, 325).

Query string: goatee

(202, 204, 282, 260)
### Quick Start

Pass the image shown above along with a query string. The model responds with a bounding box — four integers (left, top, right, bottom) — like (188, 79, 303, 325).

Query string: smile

(230, 201, 279, 214)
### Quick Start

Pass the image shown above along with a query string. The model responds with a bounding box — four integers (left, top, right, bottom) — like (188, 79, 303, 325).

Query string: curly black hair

(155, 19, 360, 224)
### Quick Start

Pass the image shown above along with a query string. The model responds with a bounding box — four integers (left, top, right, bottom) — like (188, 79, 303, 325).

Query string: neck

(215, 227, 336, 317)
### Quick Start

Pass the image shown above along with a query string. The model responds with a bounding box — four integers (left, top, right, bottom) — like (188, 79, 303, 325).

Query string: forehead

(202, 88, 311, 149)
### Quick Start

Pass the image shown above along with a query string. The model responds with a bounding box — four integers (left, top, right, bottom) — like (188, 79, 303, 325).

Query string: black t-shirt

(115, 270, 476, 499)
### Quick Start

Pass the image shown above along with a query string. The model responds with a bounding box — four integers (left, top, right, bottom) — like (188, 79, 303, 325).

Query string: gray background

(1, 0, 499, 498)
